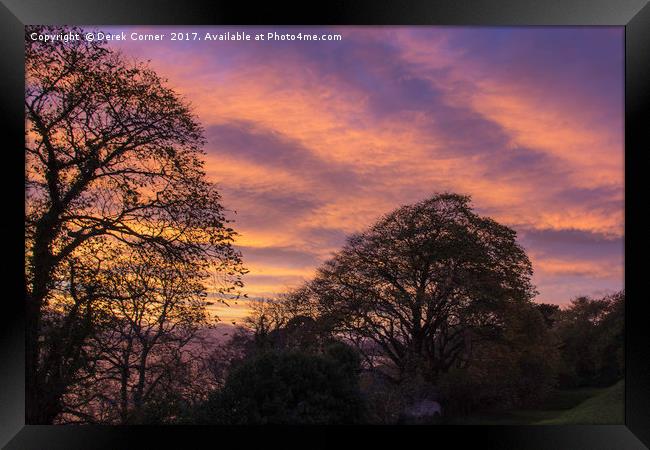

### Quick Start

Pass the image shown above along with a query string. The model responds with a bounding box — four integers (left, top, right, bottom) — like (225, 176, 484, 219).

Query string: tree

(535, 302, 561, 328)
(553, 291, 624, 387)
(244, 296, 334, 352)
(25, 26, 245, 423)
(58, 250, 216, 424)
(595, 291, 625, 384)
(298, 193, 536, 382)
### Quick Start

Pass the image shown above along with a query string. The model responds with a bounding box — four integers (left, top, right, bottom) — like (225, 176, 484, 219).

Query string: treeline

(114, 290, 621, 425)
(175, 290, 623, 425)
(551, 291, 624, 388)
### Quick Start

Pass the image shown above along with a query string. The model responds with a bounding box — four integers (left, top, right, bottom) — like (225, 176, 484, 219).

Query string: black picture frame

(1, 1, 648, 448)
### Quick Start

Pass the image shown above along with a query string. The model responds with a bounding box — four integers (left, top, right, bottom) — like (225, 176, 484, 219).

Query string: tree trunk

(131, 346, 151, 424)
(25, 290, 42, 423)
(25, 217, 61, 424)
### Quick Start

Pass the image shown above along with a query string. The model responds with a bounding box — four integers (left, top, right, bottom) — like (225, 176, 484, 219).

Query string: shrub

(199, 349, 363, 424)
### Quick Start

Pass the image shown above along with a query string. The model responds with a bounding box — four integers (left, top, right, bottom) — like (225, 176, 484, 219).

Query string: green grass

(447, 381, 624, 425)
(448, 409, 562, 425)
(536, 380, 624, 425)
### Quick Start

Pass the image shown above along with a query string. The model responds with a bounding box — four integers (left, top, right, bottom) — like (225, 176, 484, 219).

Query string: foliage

(24, 25, 245, 423)
(286, 193, 536, 383)
(553, 291, 624, 387)
(438, 302, 559, 416)
(202, 326, 253, 389)
(443, 385, 610, 425)
(198, 347, 364, 424)
(535, 303, 561, 328)
(437, 291, 624, 418)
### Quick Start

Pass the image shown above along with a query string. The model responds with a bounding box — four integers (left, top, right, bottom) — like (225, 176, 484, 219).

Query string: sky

(100, 26, 624, 322)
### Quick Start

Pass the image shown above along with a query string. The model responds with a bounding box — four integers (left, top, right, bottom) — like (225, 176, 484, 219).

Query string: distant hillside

(182, 323, 250, 356)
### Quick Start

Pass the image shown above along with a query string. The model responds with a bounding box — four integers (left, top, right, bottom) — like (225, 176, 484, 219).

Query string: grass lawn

(447, 380, 624, 425)
(536, 380, 624, 424)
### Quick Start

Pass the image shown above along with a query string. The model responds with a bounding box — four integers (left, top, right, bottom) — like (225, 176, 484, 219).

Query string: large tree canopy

(296, 193, 536, 382)
(25, 26, 245, 423)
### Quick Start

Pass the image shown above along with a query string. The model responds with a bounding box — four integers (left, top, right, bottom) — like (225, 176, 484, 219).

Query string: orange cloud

(103, 26, 623, 314)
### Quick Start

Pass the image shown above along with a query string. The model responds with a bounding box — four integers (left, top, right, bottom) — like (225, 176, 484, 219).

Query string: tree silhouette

(25, 26, 245, 423)
(299, 193, 536, 382)
(58, 250, 216, 424)
(553, 291, 624, 387)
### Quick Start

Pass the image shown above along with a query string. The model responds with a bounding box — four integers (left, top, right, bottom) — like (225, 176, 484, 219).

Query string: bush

(360, 371, 440, 424)
(198, 348, 364, 424)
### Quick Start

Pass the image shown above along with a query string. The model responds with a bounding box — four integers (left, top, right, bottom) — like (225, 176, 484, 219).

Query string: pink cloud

(99, 26, 623, 312)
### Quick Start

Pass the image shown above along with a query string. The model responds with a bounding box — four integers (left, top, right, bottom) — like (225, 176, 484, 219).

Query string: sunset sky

(102, 26, 623, 321)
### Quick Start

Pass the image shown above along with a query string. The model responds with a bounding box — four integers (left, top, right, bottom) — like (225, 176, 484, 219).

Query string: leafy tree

(595, 291, 624, 384)
(535, 302, 561, 328)
(295, 193, 536, 382)
(554, 291, 624, 387)
(199, 349, 364, 424)
(25, 26, 245, 423)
